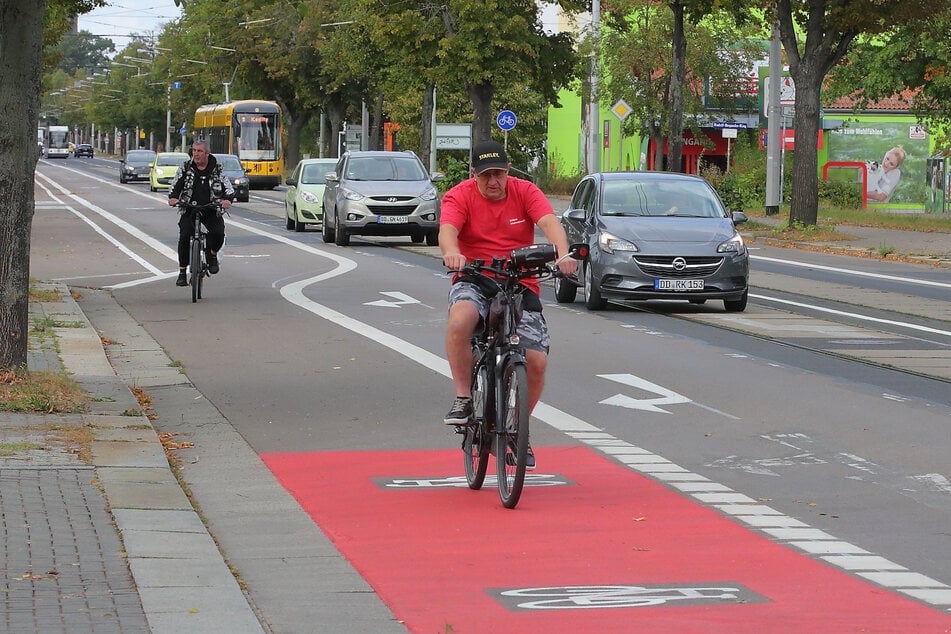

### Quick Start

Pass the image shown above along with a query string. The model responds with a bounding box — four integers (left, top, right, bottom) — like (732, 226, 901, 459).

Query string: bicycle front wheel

(190, 237, 202, 303)
(463, 354, 491, 490)
(496, 360, 529, 509)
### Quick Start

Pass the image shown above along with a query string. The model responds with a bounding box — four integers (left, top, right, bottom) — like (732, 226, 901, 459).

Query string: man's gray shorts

(448, 281, 550, 354)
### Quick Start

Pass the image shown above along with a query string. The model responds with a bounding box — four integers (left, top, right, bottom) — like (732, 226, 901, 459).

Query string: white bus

(47, 125, 70, 158)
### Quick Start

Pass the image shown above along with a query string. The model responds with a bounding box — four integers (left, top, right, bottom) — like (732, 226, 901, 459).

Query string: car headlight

(342, 188, 365, 202)
(717, 233, 746, 255)
(300, 191, 320, 204)
(598, 231, 638, 254)
(420, 187, 438, 201)
(123, 166, 134, 173)
(233, 177, 248, 185)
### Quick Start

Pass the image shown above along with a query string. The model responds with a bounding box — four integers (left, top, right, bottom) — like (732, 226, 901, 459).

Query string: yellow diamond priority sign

(611, 99, 632, 121)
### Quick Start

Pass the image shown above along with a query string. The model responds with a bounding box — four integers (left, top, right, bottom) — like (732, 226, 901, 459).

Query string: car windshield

(216, 156, 243, 170)
(127, 151, 155, 163)
(600, 180, 724, 218)
(157, 155, 186, 166)
(346, 156, 427, 181)
(301, 162, 336, 184)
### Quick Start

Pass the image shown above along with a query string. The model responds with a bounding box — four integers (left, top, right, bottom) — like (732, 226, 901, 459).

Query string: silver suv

(321, 151, 443, 246)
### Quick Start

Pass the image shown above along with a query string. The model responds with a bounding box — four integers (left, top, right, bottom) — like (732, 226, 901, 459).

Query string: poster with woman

(826, 121, 928, 210)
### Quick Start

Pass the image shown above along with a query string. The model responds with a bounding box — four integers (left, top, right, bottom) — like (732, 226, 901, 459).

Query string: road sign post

(611, 100, 632, 171)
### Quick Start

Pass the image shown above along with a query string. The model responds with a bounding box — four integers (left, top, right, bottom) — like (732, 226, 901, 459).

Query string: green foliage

(436, 156, 471, 193)
(818, 178, 862, 208)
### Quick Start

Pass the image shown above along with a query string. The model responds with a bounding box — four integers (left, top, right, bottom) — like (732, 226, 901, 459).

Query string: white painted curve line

(567, 431, 951, 609)
(750, 293, 951, 338)
(752, 255, 951, 290)
(34, 175, 171, 277)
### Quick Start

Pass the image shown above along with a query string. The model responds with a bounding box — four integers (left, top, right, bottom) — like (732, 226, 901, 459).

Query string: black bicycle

(452, 243, 584, 508)
(178, 201, 219, 303)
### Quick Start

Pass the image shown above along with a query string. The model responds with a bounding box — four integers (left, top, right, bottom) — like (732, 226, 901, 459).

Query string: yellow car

(149, 152, 189, 192)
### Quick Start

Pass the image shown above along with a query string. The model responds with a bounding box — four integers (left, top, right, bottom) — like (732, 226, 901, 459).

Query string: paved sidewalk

(2, 283, 263, 633)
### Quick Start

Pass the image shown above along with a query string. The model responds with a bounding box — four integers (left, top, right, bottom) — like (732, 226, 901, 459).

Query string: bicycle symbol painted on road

(493, 584, 767, 610)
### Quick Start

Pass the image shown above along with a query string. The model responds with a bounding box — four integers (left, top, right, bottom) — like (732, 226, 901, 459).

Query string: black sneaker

(444, 396, 473, 425)
(175, 272, 188, 287)
(207, 251, 219, 274)
(505, 442, 536, 470)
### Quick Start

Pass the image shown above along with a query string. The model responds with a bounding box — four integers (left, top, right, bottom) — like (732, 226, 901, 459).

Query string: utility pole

(765, 22, 782, 216)
(585, 0, 601, 174)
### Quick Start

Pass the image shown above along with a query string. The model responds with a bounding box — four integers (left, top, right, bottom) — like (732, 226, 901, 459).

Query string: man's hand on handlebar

(555, 249, 578, 277)
(443, 253, 467, 271)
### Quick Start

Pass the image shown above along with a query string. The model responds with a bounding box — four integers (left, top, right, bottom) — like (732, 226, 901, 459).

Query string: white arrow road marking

(597, 373, 692, 413)
(364, 291, 432, 308)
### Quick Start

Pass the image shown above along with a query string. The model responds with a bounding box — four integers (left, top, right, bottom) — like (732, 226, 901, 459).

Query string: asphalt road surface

(30, 156, 951, 632)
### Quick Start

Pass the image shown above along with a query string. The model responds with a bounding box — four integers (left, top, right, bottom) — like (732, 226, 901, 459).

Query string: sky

(77, 0, 182, 53)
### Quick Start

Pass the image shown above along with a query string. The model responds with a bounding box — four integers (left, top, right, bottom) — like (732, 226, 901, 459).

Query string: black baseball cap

(471, 140, 508, 174)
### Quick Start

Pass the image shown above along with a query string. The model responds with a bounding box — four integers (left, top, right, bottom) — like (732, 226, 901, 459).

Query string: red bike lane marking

(262, 446, 951, 633)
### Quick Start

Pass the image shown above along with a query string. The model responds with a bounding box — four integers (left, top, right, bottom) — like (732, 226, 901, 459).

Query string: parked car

(556, 171, 749, 312)
(74, 143, 94, 158)
(149, 152, 189, 192)
(321, 151, 443, 246)
(213, 154, 250, 202)
(120, 150, 156, 183)
(284, 158, 337, 232)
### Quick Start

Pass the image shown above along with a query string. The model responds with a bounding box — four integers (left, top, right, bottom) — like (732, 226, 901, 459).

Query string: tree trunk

(0, 1, 45, 370)
(467, 81, 494, 146)
(667, 0, 686, 173)
(419, 83, 434, 167)
(788, 76, 821, 227)
(283, 107, 309, 173)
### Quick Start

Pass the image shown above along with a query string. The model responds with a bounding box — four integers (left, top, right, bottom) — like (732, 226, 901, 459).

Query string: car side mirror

(731, 211, 748, 225)
(563, 208, 586, 222)
(325, 173, 339, 183)
(285, 177, 297, 187)
(430, 171, 445, 182)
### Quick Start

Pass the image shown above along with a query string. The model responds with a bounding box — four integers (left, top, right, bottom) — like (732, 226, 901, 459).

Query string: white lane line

(752, 255, 951, 290)
(34, 176, 171, 277)
(566, 431, 951, 608)
(750, 293, 951, 338)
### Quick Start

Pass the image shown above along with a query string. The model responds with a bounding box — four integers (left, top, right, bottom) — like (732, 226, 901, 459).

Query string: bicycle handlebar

(449, 243, 587, 281)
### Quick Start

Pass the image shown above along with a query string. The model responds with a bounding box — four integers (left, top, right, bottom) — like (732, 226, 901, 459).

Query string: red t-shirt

(440, 177, 554, 295)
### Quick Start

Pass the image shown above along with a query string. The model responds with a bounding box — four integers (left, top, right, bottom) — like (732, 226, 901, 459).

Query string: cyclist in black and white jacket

(168, 139, 234, 286)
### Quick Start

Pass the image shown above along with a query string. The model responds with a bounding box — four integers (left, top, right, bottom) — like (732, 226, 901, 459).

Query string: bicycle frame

(456, 243, 563, 508)
(179, 202, 218, 303)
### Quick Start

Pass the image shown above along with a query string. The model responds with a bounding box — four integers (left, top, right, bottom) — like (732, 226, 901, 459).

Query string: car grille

(366, 204, 418, 216)
(633, 256, 723, 277)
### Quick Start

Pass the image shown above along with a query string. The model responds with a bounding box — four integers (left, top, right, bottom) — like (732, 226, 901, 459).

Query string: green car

(149, 152, 189, 192)
(284, 158, 337, 232)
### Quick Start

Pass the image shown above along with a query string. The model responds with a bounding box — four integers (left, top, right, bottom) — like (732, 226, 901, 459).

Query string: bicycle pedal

(453, 425, 466, 435)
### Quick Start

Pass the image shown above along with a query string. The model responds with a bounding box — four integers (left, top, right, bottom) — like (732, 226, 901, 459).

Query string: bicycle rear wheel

(190, 237, 202, 303)
(463, 354, 491, 490)
(496, 360, 529, 509)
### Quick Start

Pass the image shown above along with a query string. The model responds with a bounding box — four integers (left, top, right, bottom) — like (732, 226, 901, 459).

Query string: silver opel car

(556, 171, 749, 312)
(321, 151, 443, 247)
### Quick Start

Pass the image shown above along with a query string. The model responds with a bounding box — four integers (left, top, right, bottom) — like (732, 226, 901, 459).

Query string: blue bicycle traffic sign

(497, 110, 517, 131)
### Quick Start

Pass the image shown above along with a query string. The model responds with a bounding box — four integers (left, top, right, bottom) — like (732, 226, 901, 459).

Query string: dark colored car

(321, 151, 443, 246)
(556, 171, 750, 312)
(74, 143, 94, 158)
(119, 150, 156, 184)
(213, 154, 250, 202)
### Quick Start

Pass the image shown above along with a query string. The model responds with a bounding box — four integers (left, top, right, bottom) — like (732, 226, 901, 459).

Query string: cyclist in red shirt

(439, 140, 577, 469)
